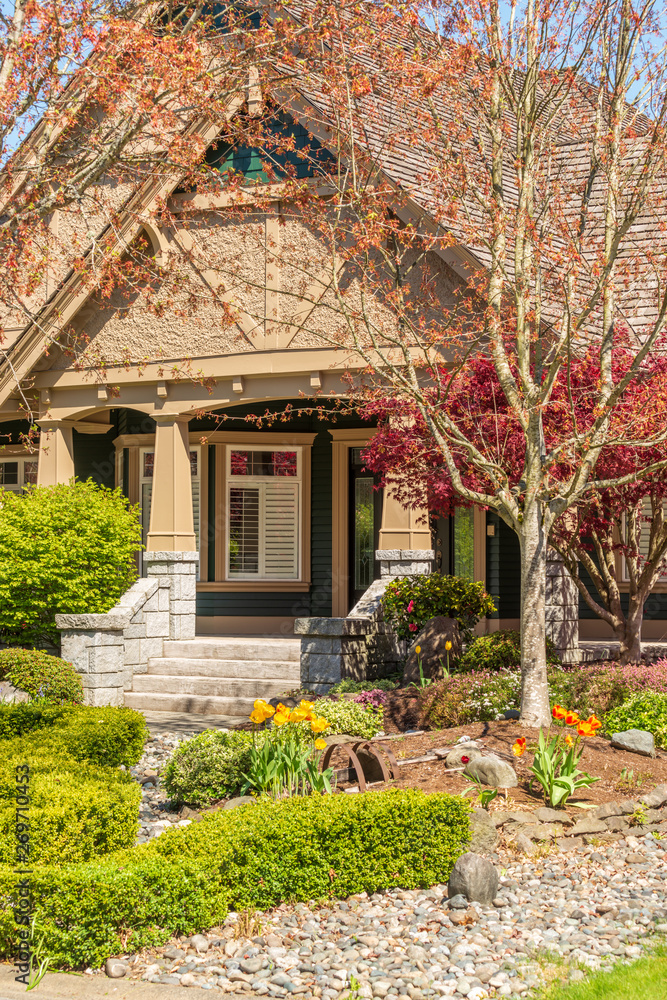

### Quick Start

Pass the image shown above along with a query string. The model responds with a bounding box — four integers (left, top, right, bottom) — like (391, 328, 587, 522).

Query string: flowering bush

(0, 649, 83, 704)
(316, 698, 384, 739)
(548, 660, 667, 718)
(353, 689, 389, 710)
(382, 572, 495, 642)
(419, 669, 521, 729)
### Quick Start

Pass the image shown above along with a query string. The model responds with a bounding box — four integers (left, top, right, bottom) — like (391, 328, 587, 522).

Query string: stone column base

(144, 551, 198, 640)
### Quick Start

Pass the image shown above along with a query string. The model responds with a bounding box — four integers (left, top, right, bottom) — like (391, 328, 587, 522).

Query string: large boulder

(610, 729, 656, 758)
(403, 616, 462, 685)
(0, 681, 29, 704)
(464, 756, 518, 788)
(448, 852, 499, 905)
(445, 743, 483, 768)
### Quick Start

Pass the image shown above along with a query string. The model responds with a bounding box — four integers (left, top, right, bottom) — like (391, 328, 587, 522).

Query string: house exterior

(1, 29, 667, 708)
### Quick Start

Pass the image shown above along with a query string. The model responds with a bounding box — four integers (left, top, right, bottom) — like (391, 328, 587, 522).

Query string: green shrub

(317, 698, 384, 739)
(382, 573, 495, 642)
(0, 746, 140, 865)
(419, 669, 522, 729)
(163, 729, 256, 806)
(0, 648, 83, 704)
(0, 789, 470, 969)
(460, 630, 560, 672)
(604, 692, 667, 749)
(0, 703, 148, 767)
(0, 480, 142, 646)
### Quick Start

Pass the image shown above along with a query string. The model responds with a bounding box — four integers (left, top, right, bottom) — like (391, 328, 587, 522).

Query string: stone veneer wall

(545, 548, 580, 663)
(297, 550, 434, 693)
(56, 551, 197, 706)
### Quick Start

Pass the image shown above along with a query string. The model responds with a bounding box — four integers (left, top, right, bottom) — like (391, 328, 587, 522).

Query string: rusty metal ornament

(320, 739, 399, 792)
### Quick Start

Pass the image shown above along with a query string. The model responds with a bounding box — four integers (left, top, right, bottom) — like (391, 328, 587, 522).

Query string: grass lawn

(540, 946, 667, 999)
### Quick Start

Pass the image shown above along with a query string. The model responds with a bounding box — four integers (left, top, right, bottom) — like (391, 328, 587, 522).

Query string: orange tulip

(577, 718, 601, 737)
(512, 737, 526, 757)
(584, 714, 602, 731)
(552, 704, 567, 720)
(564, 711, 580, 726)
(565, 735, 574, 747)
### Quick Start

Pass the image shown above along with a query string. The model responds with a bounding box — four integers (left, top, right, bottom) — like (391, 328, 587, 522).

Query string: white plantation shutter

(227, 448, 301, 580)
(264, 481, 298, 577)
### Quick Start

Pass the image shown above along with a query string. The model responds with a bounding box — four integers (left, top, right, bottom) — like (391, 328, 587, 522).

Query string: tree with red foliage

(209, 0, 667, 727)
(361, 347, 667, 666)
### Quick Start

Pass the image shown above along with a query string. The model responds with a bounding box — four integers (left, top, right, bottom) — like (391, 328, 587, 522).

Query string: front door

(349, 449, 383, 608)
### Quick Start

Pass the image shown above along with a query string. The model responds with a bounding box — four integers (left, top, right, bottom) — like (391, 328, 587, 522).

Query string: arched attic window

(203, 110, 334, 184)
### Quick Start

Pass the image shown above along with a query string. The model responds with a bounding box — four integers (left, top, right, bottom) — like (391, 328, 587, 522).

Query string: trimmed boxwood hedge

(0, 746, 140, 865)
(0, 788, 470, 970)
(0, 703, 148, 767)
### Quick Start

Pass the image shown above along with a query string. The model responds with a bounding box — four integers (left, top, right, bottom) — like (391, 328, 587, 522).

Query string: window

(0, 457, 38, 492)
(453, 507, 475, 581)
(139, 446, 201, 572)
(227, 447, 301, 580)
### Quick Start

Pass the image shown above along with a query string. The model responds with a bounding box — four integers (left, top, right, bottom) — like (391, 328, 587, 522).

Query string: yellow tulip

(249, 708, 265, 725)
(415, 645, 421, 655)
(314, 738, 327, 750)
(290, 708, 309, 723)
(445, 641, 452, 651)
(310, 716, 329, 734)
(299, 699, 315, 711)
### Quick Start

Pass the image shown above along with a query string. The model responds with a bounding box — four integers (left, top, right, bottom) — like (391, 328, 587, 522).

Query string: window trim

(0, 454, 38, 491)
(113, 431, 314, 592)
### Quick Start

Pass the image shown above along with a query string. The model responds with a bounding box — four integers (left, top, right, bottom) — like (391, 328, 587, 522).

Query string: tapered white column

(146, 414, 196, 552)
(37, 419, 75, 486)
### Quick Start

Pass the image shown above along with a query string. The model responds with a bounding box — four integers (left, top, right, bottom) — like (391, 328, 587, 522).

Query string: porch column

(376, 482, 434, 578)
(36, 419, 75, 486)
(146, 414, 196, 552)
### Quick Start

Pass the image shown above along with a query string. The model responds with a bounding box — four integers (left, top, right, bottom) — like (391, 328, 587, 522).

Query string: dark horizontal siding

(486, 513, 521, 619)
(578, 563, 667, 620)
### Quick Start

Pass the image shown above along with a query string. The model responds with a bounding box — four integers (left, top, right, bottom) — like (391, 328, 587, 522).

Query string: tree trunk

(617, 601, 644, 665)
(518, 502, 552, 728)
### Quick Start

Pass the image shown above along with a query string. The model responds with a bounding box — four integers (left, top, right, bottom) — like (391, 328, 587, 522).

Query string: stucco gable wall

(45, 210, 465, 370)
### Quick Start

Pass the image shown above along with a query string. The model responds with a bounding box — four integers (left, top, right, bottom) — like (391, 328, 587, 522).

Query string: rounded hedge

(0, 479, 142, 646)
(0, 703, 148, 767)
(0, 648, 83, 704)
(382, 573, 495, 642)
(164, 729, 256, 806)
(0, 788, 471, 969)
(460, 629, 560, 672)
(0, 746, 140, 865)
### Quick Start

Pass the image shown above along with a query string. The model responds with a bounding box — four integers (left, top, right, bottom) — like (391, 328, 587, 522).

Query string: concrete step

(146, 657, 301, 680)
(130, 673, 294, 700)
(163, 638, 300, 662)
(124, 691, 260, 717)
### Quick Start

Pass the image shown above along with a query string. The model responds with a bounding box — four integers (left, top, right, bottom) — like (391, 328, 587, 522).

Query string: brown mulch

(334, 718, 667, 808)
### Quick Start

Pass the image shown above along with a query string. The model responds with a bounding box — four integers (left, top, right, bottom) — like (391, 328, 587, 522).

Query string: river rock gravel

(116, 731, 667, 996)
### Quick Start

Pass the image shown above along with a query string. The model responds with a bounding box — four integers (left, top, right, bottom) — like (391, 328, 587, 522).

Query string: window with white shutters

(0, 457, 38, 492)
(227, 448, 300, 580)
(139, 446, 201, 574)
